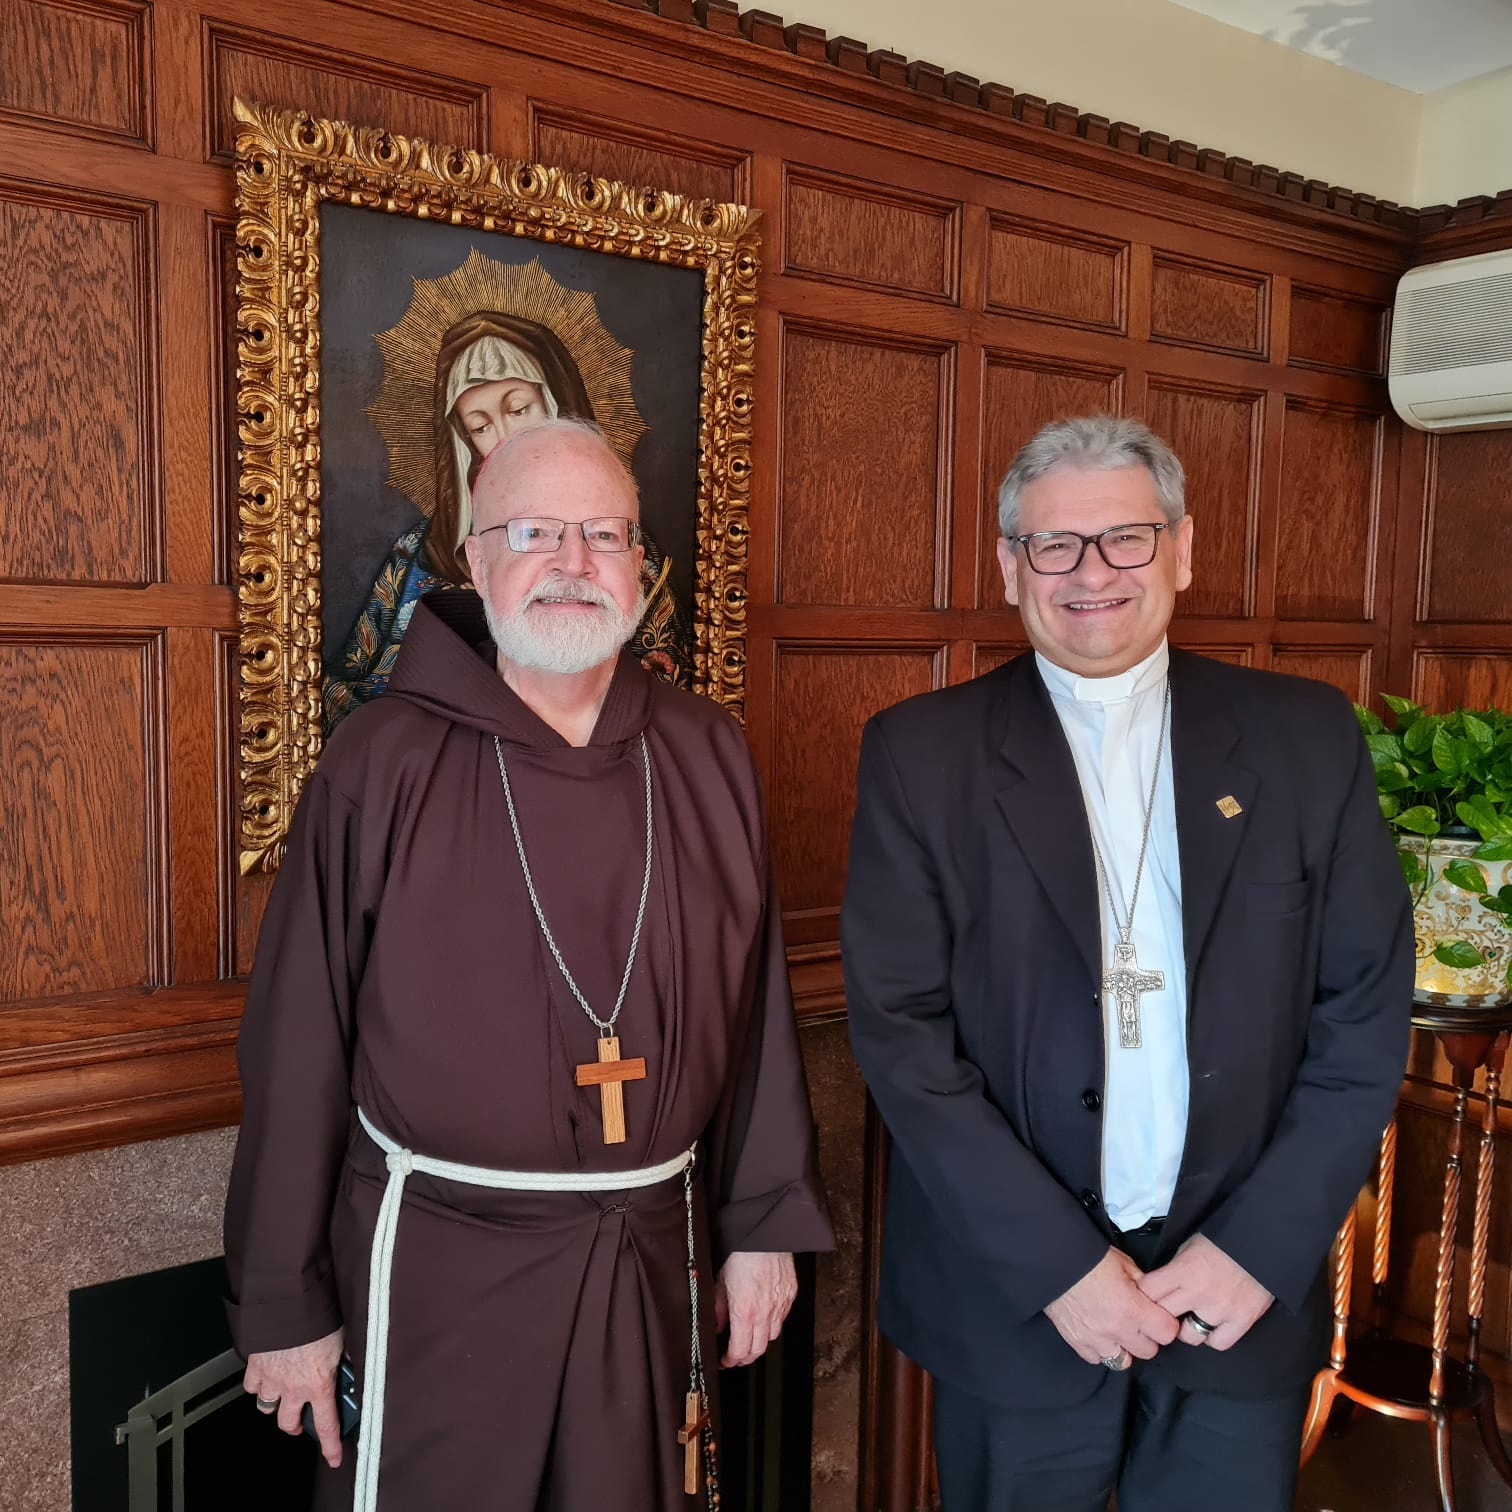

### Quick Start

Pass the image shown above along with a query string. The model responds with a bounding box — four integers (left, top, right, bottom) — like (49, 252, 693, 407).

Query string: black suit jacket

(842, 649, 1414, 1406)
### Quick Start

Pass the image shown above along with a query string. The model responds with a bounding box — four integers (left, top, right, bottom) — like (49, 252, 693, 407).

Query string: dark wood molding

(0, 982, 245, 1164)
(1412, 194, 1512, 265)
(0, 953, 846, 1165)
(459, 0, 1511, 251)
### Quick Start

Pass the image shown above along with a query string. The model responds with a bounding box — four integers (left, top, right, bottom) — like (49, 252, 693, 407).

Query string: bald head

(470, 418, 639, 532)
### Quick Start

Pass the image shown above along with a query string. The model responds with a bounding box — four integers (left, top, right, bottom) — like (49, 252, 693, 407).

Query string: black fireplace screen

(70, 1257, 315, 1511)
(70, 1253, 813, 1511)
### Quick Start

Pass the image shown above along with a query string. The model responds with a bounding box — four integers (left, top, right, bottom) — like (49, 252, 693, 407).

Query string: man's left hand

(1137, 1233, 1273, 1351)
(715, 1251, 797, 1367)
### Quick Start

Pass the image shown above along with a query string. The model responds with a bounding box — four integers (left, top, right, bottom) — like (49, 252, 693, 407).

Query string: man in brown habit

(224, 418, 833, 1511)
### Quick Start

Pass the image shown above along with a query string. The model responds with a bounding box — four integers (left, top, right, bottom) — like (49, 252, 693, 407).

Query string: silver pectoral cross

(1102, 939, 1165, 1050)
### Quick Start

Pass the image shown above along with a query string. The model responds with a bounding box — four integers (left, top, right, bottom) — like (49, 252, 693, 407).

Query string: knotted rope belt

(354, 1107, 702, 1512)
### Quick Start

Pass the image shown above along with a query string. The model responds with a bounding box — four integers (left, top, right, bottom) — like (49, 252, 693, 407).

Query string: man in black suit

(842, 415, 1413, 1510)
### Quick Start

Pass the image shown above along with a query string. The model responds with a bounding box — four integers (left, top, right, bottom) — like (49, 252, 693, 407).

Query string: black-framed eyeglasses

(473, 517, 643, 554)
(1010, 522, 1172, 575)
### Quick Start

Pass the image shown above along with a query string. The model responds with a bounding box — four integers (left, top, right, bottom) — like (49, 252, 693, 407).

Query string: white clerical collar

(1037, 641, 1170, 706)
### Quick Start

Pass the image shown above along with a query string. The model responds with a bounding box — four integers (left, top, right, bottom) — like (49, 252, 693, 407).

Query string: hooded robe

(225, 591, 833, 1510)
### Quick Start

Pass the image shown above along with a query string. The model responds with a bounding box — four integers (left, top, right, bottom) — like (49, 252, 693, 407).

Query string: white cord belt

(352, 1106, 694, 1512)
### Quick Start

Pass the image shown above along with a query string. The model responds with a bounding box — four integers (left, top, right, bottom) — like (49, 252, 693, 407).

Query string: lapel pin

(1216, 796, 1243, 819)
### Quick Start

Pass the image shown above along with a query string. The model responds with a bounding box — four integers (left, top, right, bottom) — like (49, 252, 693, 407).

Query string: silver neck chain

(1089, 679, 1171, 946)
(494, 734, 654, 1037)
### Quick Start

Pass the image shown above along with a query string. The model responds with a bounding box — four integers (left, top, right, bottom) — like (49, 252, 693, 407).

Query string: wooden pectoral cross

(1102, 940, 1165, 1051)
(678, 1390, 710, 1494)
(574, 1035, 647, 1145)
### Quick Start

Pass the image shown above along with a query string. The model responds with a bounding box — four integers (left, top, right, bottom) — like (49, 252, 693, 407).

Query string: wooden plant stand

(1300, 1006, 1512, 1511)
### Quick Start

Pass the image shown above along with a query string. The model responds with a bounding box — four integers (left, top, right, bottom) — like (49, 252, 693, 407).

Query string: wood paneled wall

(2, 0, 1511, 1501)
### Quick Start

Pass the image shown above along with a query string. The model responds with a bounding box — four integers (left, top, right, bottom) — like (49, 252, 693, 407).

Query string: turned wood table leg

(1426, 1061, 1472, 1511)
(1430, 1068, 1469, 1410)
(1301, 1196, 1359, 1467)
(1471, 1034, 1512, 1489)
(1372, 1119, 1397, 1328)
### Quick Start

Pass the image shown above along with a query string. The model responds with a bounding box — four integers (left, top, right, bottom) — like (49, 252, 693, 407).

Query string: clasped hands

(1043, 1234, 1273, 1370)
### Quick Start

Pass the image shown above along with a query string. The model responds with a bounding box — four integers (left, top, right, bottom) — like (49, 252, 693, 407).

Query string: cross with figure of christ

(575, 1035, 647, 1145)
(1102, 940, 1165, 1051)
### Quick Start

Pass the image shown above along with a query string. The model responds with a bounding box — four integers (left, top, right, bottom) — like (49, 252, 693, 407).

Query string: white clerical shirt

(1037, 641, 1189, 1231)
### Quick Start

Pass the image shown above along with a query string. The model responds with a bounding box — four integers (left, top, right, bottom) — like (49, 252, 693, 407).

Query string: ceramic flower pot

(1403, 837, 1512, 1008)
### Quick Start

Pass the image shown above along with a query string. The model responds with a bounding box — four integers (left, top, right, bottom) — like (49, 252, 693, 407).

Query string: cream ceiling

(1170, 0, 1512, 93)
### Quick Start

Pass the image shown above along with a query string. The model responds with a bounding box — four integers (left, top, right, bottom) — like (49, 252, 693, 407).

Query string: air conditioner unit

(1388, 247, 1512, 433)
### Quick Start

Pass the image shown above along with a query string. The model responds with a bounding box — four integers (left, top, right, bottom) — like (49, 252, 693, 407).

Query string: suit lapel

(992, 658, 1101, 987)
(1169, 651, 1259, 997)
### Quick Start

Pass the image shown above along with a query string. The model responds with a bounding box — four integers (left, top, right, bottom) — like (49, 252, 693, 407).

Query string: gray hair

(996, 416, 1186, 538)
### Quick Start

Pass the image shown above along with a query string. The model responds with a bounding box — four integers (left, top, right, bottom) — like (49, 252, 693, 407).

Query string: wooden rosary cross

(678, 1390, 710, 1493)
(574, 1035, 647, 1145)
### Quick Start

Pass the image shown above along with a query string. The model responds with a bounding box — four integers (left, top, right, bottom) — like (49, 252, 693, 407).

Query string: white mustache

(524, 578, 611, 609)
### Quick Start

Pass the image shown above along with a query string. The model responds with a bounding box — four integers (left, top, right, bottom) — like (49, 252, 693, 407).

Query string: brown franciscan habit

(224, 591, 833, 1510)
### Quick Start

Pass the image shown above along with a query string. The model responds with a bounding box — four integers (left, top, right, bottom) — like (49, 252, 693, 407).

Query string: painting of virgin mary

(322, 249, 693, 732)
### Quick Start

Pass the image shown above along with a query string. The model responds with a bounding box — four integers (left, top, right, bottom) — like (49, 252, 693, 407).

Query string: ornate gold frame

(232, 99, 758, 873)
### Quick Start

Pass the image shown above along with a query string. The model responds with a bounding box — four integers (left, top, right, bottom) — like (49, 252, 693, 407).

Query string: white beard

(482, 575, 647, 675)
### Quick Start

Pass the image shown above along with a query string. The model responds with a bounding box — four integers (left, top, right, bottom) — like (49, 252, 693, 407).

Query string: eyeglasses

(1010, 522, 1171, 575)
(473, 517, 643, 554)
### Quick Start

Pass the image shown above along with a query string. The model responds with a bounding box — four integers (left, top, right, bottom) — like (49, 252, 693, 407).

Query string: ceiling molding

(556, 0, 1512, 248)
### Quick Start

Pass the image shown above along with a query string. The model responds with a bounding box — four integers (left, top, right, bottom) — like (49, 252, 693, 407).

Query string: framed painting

(232, 100, 758, 872)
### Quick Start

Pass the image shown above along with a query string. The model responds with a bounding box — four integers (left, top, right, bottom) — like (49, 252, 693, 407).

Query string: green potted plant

(1355, 696, 1512, 1006)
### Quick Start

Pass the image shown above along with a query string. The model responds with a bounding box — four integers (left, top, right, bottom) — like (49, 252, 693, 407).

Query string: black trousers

(932, 1227, 1311, 1512)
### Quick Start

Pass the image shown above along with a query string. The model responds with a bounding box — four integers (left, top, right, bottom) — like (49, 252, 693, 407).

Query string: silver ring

(1099, 1349, 1131, 1371)
(1184, 1312, 1216, 1338)
(255, 1394, 280, 1412)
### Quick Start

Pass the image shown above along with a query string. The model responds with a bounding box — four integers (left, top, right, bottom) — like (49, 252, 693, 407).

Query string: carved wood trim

(0, 983, 244, 1164)
(452, 0, 1497, 244)
(338, 0, 1416, 271)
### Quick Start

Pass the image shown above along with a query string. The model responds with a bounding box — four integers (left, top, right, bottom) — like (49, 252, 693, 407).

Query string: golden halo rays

(365, 250, 646, 517)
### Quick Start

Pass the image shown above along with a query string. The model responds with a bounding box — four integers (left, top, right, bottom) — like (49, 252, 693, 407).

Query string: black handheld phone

(300, 1357, 361, 1441)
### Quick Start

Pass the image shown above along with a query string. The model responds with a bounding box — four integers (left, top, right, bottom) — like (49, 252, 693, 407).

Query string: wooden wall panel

(1, 0, 1505, 1497)
(973, 642, 1029, 677)
(783, 169, 959, 301)
(1271, 646, 1373, 701)
(0, 186, 155, 586)
(0, 635, 164, 1003)
(984, 216, 1127, 333)
(1175, 643, 1253, 666)
(1143, 380, 1261, 618)
(203, 22, 488, 162)
(1422, 430, 1512, 624)
(978, 355, 1124, 607)
(770, 647, 941, 917)
(1275, 401, 1381, 621)
(1289, 286, 1386, 375)
(1412, 651, 1512, 712)
(0, 0, 151, 146)
(531, 108, 748, 202)
(778, 325, 950, 609)
(1149, 253, 1268, 359)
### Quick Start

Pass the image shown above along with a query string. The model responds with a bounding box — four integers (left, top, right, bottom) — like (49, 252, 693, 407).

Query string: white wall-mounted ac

(1388, 247, 1512, 433)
